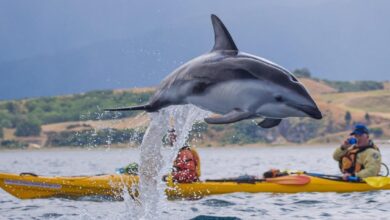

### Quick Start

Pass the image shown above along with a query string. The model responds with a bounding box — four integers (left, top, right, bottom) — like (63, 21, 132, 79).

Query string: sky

(0, 0, 389, 99)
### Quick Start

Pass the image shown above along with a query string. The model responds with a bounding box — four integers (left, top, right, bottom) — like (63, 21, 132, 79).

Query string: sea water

(1, 146, 390, 219)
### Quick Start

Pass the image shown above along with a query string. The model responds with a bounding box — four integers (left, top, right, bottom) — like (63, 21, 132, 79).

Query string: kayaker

(333, 124, 381, 181)
(171, 144, 201, 183)
(165, 128, 201, 183)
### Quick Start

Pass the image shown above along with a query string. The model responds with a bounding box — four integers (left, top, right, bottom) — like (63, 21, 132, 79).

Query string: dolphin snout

(310, 108, 323, 119)
(302, 105, 322, 119)
(288, 103, 322, 119)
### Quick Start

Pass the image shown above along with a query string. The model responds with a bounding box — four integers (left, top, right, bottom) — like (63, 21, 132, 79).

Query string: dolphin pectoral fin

(257, 118, 282, 128)
(104, 104, 153, 112)
(210, 14, 238, 51)
(204, 109, 251, 124)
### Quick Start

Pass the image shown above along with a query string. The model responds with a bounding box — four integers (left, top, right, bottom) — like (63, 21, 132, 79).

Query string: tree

(345, 111, 352, 129)
(292, 68, 312, 78)
(371, 128, 383, 138)
(365, 112, 371, 124)
(15, 120, 41, 137)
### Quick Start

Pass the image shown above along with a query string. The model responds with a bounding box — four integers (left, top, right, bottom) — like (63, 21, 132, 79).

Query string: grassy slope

(311, 88, 390, 143)
(2, 79, 390, 147)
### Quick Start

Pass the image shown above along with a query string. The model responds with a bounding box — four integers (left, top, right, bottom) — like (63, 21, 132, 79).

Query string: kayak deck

(0, 173, 137, 200)
(1, 172, 390, 200)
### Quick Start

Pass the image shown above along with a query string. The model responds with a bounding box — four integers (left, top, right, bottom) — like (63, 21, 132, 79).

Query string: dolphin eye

(275, 95, 283, 102)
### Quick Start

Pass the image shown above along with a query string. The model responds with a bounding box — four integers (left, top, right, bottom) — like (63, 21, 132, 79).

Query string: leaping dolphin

(105, 14, 322, 128)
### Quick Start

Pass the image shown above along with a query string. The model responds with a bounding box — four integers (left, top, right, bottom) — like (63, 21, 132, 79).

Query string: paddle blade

(364, 177, 390, 188)
(265, 175, 311, 185)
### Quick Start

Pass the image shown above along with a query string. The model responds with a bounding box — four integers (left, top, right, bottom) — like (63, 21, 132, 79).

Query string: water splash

(135, 104, 210, 219)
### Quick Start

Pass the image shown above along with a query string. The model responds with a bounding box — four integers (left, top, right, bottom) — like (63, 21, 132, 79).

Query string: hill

(1, 79, 390, 149)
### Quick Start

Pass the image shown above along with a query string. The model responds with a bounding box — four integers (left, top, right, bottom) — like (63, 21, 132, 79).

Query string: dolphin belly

(256, 103, 308, 118)
(186, 80, 269, 115)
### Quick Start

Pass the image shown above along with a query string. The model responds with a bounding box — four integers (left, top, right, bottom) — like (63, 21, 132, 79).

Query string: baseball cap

(350, 124, 369, 135)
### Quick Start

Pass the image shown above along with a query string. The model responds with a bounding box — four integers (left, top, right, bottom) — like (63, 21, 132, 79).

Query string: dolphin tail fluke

(210, 14, 238, 51)
(204, 109, 251, 124)
(104, 104, 153, 112)
(257, 118, 282, 128)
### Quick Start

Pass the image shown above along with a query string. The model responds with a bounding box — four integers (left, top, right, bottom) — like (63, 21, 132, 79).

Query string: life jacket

(339, 142, 379, 175)
(172, 147, 200, 183)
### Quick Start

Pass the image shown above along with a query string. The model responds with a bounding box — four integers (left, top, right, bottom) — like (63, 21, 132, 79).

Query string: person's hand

(341, 138, 352, 150)
(342, 173, 351, 181)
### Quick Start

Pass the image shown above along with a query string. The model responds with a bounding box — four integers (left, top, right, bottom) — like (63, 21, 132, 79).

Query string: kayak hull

(1, 172, 390, 200)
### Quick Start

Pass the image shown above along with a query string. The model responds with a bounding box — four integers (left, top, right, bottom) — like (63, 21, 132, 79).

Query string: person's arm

(355, 150, 382, 178)
(333, 145, 348, 161)
(333, 138, 352, 161)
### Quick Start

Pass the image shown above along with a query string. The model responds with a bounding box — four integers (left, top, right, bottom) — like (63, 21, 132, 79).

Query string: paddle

(303, 172, 344, 180)
(363, 177, 390, 188)
(206, 175, 310, 185)
(265, 175, 310, 185)
(300, 171, 390, 188)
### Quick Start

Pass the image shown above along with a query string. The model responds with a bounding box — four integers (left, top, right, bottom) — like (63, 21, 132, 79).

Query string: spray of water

(131, 104, 210, 219)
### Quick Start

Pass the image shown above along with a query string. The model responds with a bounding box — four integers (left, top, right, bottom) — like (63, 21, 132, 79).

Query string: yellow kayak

(1, 172, 390, 200)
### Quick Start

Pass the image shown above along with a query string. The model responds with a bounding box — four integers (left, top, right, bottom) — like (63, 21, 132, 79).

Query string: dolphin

(105, 14, 322, 128)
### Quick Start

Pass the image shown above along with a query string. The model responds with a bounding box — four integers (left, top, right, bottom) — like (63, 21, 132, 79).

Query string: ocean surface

(1, 146, 390, 220)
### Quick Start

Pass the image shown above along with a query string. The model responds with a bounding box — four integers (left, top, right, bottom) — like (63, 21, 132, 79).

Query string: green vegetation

(345, 111, 352, 129)
(0, 75, 389, 148)
(371, 128, 383, 138)
(221, 121, 273, 145)
(292, 68, 312, 78)
(0, 90, 152, 129)
(365, 113, 371, 124)
(323, 80, 383, 92)
(291, 68, 383, 93)
(278, 118, 324, 143)
(0, 140, 28, 149)
(15, 120, 41, 137)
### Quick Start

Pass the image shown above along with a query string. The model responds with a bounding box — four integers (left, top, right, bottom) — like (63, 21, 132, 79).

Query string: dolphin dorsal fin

(211, 14, 238, 52)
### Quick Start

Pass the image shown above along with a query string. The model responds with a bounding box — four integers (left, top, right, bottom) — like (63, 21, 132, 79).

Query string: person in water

(333, 124, 381, 180)
(166, 128, 201, 183)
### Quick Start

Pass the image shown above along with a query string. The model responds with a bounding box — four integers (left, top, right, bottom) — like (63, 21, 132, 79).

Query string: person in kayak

(333, 124, 381, 181)
(171, 145, 201, 183)
(165, 128, 201, 183)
